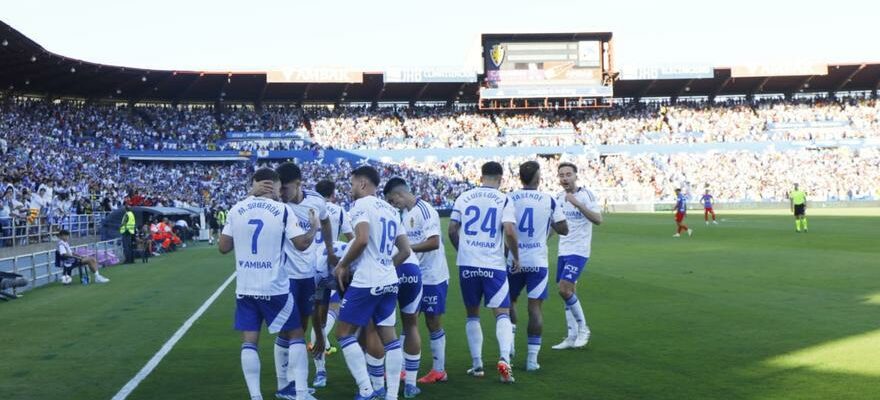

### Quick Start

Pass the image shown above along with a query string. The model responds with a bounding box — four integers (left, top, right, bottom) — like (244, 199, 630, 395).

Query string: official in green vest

(120, 205, 136, 263)
(790, 183, 808, 232)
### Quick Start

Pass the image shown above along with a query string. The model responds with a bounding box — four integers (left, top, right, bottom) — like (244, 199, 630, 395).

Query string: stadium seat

(55, 250, 85, 283)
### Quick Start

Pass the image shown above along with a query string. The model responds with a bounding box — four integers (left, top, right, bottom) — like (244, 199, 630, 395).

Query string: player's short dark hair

(252, 168, 280, 183)
(276, 162, 302, 184)
(314, 180, 336, 198)
(352, 165, 380, 187)
(558, 162, 578, 173)
(383, 177, 409, 196)
(481, 161, 504, 177)
(58, 229, 70, 236)
(519, 161, 540, 186)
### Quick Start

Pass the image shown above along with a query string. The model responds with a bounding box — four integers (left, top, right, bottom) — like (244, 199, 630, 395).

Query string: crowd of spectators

(2, 95, 878, 245)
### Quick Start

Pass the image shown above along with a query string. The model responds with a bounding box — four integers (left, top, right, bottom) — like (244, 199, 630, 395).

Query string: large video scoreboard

(481, 32, 614, 100)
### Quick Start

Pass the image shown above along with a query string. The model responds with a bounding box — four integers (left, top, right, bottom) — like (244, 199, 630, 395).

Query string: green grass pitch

(2, 213, 879, 400)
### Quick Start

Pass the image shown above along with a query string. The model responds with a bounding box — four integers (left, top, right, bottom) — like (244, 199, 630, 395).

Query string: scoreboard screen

(481, 33, 613, 99)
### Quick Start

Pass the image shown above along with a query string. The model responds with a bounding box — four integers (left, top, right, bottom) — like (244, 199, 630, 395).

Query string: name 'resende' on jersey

(509, 189, 566, 269)
(223, 196, 304, 296)
(557, 187, 601, 258)
(283, 189, 328, 279)
(402, 199, 449, 285)
(348, 195, 407, 288)
(450, 186, 516, 270)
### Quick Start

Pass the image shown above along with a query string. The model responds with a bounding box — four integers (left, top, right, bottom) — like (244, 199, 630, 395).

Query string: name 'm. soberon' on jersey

(402, 199, 449, 285)
(557, 187, 601, 258)
(509, 189, 566, 269)
(450, 186, 516, 270)
(223, 196, 305, 296)
(348, 195, 407, 288)
(283, 189, 328, 280)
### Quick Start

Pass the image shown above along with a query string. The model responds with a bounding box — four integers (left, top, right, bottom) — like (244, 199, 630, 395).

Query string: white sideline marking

(111, 272, 236, 400)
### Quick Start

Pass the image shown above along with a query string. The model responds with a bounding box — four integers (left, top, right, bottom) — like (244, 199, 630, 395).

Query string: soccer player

(252, 163, 335, 397)
(700, 189, 718, 225)
(507, 161, 568, 371)
(384, 177, 451, 386)
(672, 188, 692, 238)
(311, 179, 354, 387)
(790, 183, 808, 232)
(552, 162, 602, 350)
(218, 168, 315, 400)
(448, 161, 520, 383)
(334, 165, 412, 400)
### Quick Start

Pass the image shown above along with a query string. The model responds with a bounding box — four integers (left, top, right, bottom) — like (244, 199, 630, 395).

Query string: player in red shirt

(700, 190, 717, 225)
(673, 188, 692, 237)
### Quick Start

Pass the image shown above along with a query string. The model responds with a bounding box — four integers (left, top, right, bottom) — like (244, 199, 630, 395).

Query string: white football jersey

(557, 187, 601, 258)
(348, 195, 407, 288)
(321, 202, 353, 244)
(316, 241, 359, 279)
(402, 199, 449, 285)
(450, 186, 516, 271)
(223, 196, 304, 296)
(508, 189, 566, 269)
(282, 189, 329, 279)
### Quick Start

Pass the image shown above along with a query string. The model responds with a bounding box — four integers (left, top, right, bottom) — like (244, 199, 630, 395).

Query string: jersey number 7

(248, 219, 263, 255)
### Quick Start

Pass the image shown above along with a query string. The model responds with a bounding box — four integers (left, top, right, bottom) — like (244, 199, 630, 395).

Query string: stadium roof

(2, 20, 880, 104)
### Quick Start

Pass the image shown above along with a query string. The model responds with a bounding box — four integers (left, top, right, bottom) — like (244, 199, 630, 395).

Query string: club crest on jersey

(489, 44, 506, 68)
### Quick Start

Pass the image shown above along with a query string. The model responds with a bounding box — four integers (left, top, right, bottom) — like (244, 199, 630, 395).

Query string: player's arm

(552, 220, 569, 236)
(567, 193, 603, 225)
(447, 199, 463, 250)
(411, 235, 439, 253)
(551, 198, 569, 236)
(336, 221, 368, 291)
(218, 234, 233, 254)
(320, 216, 338, 267)
(218, 216, 234, 254)
(447, 221, 460, 251)
(340, 210, 355, 242)
(412, 215, 441, 253)
(503, 222, 520, 272)
(392, 234, 412, 267)
(291, 210, 320, 251)
(502, 199, 520, 272)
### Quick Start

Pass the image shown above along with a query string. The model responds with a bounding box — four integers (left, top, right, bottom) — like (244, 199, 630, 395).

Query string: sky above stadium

(3, 0, 879, 73)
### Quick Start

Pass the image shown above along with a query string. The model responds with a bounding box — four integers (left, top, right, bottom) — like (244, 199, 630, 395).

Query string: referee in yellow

(790, 183, 808, 232)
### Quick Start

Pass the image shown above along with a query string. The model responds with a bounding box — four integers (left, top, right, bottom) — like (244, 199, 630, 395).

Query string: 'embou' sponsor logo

(462, 268, 494, 279)
(370, 284, 399, 296)
(399, 274, 420, 284)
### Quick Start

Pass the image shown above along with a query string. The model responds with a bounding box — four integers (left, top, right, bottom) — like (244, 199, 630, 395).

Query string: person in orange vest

(150, 218, 166, 252)
(160, 217, 183, 249)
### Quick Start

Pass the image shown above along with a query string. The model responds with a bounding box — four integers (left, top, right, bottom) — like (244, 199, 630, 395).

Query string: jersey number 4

(518, 207, 535, 238)
(463, 206, 498, 238)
